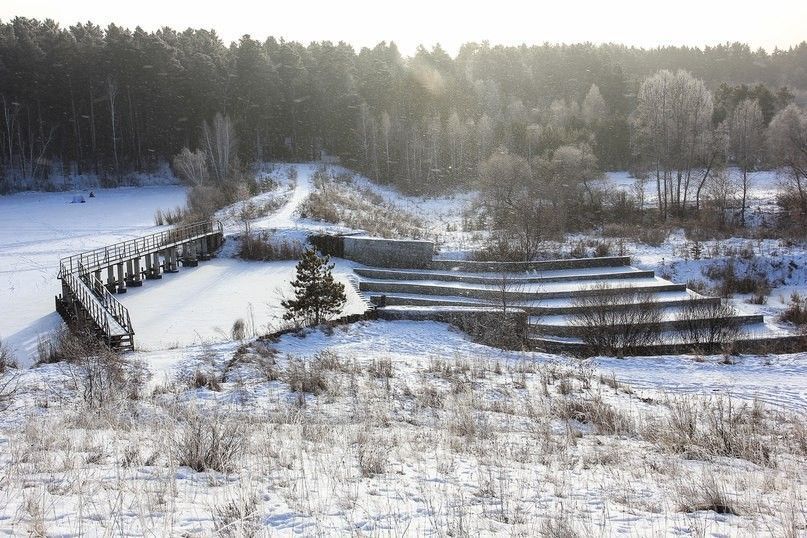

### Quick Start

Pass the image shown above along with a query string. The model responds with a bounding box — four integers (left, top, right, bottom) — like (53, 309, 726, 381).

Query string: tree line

(1, 16, 806, 195)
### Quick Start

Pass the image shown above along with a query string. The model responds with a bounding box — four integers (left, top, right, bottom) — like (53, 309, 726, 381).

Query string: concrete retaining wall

(343, 236, 434, 268)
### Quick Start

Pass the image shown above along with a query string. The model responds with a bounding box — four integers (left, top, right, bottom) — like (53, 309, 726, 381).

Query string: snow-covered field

(0, 163, 805, 536)
(1, 320, 804, 535)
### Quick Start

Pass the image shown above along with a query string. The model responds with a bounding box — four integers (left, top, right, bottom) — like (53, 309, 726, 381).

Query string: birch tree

(634, 70, 713, 218)
(728, 99, 764, 226)
(202, 113, 237, 185)
(768, 104, 807, 217)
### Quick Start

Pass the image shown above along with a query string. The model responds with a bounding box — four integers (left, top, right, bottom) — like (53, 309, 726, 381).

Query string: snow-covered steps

(529, 310, 765, 338)
(359, 276, 684, 301)
(354, 265, 653, 285)
(367, 290, 719, 315)
(530, 326, 806, 357)
(430, 255, 630, 273)
(353, 253, 802, 356)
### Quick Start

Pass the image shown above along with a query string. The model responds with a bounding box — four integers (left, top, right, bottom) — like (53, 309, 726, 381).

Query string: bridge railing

(60, 264, 113, 339)
(78, 263, 133, 335)
(58, 220, 223, 277)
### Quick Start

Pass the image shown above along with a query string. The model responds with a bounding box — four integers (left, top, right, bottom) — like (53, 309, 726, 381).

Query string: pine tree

(282, 249, 346, 325)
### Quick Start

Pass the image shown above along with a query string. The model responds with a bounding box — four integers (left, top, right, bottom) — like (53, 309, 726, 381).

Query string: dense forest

(1, 17, 806, 193)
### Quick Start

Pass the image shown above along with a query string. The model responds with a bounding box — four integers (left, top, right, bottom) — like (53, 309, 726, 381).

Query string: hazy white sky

(2, 0, 805, 55)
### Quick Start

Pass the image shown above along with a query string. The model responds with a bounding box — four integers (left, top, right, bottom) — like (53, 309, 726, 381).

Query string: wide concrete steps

(529, 309, 765, 338)
(430, 256, 631, 273)
(530, 323, 803, 356)
(368, 290, 719, 315)
(354, 265, 653, 285)
(359, 276, 683, 301)
(354, 254, 801, 356)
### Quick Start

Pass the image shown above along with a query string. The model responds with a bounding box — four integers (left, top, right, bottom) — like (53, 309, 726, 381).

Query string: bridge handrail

(59, 220, 223, 277)
(77, 263, 133, 334)
(60, 265, 112, 339)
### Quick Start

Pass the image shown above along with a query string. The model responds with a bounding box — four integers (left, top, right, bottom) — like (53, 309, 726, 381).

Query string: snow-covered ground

(0, 162, 806, 536)
(1, 320, 804, 535)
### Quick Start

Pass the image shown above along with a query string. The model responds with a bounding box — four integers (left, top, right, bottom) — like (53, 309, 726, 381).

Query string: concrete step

(529, 311, 765, 338)
(368, 290, 718, 315)
(355, 266, 653, 285)
(359, 277, 685, 302)
(430, 256, 630, 273)
(530, 325, 804, 356)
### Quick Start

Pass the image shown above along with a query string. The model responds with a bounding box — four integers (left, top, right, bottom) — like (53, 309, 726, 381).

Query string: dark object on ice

(89, 191, 95, 198)
(70, 195, 86, 204)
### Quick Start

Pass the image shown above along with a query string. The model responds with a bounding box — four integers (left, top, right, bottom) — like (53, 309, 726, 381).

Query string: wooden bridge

(56, 220, 224, 350)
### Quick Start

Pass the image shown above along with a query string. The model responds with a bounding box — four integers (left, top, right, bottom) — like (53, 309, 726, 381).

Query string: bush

(238, 232, 304, 261)
(677, 299, 741, 349)
(554, 396, 633, 435)
(356, 432, 387, 477)
(300, 174, 424, 238)
(188, 369, 222, 392)
(285, 358, 328, 395)
(154, 206, 188, 226)
(677, 474, 741, 515)
(0, 338, 17, 372)
(231, 318, 247, 341)
(174, 411, 246, 472)
(571, 287, 663, 355)
(780, 293, 807, 326)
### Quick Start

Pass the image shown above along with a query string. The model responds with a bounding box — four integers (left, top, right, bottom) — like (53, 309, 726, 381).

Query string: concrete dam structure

(56, 220, 224, 350)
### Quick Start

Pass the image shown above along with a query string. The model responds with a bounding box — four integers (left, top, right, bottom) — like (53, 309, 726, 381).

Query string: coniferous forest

(1, 17, 806, 193)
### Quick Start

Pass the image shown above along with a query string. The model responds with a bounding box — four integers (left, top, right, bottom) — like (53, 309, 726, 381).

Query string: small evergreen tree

(282, 249, 347, 325)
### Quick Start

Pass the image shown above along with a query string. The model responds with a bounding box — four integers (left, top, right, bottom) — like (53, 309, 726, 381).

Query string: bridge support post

(105, 267, 116, 292)
(181, 241, 199, 267)
(116, 262, 126, 293)
(165, 248, 179, 273)
(145, 253, 162, 279)
(199, 238, 211, 261)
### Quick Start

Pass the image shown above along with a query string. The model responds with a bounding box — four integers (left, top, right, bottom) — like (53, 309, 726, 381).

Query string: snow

(0, 163, 805, 536)
(118, 258, 366, 350)
(592, 352, 807, 413)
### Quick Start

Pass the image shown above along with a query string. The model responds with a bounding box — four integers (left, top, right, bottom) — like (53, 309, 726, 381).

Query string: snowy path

(263, 164, 314, 229)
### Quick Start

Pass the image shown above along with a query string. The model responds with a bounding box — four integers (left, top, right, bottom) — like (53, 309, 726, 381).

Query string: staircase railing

(78, 263, 133, 335)
(60, 264, 113, 340)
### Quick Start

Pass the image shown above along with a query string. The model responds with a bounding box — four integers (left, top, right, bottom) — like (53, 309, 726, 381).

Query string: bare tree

(729, 99, 764, 226)
(203, 112, 237, 186)
(768, 103, 807, 217)
(633, 70, 714, 218)
(106, 76, 119, 174)
(478, 152, 545, 260)
(173, 147, 210, 186)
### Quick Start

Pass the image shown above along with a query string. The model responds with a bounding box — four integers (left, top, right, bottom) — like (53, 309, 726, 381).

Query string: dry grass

(173, 410, 246, 473)
(0, 335, 803, 535)
(300, 170, 425, 238)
